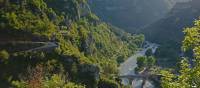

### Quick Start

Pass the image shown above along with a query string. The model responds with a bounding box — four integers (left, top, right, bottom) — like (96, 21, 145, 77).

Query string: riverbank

(119, 41, 159, 88)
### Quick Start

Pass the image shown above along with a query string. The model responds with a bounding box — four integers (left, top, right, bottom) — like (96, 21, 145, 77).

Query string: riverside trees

(161, 19, 200, 88)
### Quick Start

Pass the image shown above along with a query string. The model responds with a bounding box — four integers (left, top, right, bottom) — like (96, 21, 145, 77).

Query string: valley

(89, 0, 190, 32)
(0, 0, 200, 88)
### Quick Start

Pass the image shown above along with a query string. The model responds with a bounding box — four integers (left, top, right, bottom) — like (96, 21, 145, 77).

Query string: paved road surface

(25, 42, 58, 52)
(1, 41, 58, 52)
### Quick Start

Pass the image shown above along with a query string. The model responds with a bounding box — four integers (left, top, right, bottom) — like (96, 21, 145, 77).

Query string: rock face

(88, 0, 190, 32)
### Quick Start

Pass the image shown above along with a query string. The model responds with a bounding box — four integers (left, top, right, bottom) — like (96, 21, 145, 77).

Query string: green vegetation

(0, 50, 9, 61)
(135, 56, 156, 72)
(155, 42, 181, 67)
(0, 0, 144, 87)
(11, 65, 85, 88)
(98, 77, 120, 88)
(140, 0, 200, 68)
(161, 19, 200, 88)
(1, 0, 199, 87)
(147, 56, 156, 67)
(145, 48, 153, 57)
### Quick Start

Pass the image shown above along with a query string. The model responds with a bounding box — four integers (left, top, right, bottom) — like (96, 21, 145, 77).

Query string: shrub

(12, 65, 85, 88)
(98, 78, 120, 88)
(43, 74, 85, 88)
(145, 48, 153, 56)
(0, 50, 9, 61)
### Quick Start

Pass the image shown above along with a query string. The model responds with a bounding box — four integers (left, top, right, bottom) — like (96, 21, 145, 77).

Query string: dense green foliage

(155, 43, 181, 67)
(145, 48, 153, 57)
(12, 65, 85, 88)
(0, 0, 144, 87)
(135, 56, 156, 72)
(0, 50, 9, 61)
(161, 19, 200, 88)
(98, 77, 120, 88)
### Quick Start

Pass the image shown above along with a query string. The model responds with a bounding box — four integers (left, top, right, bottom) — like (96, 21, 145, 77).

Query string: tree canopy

(161, 19, 200, 88)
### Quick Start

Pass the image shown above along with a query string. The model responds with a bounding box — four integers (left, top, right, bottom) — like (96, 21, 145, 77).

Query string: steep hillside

(0, 0, 143, 87)
(89, 0, 189, 32)
(140, 0, 200, 67)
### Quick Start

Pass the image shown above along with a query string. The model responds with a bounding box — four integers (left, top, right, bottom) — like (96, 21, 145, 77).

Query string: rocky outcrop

(79, 2, 91, 17)
(81, 33, 95, 55)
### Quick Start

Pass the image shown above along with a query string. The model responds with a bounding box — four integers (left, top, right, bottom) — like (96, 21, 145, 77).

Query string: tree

(98, 77, 120, 88)
(0, 50, 9, 61)
(147, 56, 156, 67)
(145, 48, 153, 56)
(161, 19, 200, 88)
(12, 65, 85, 88)
(137, 56, 147, 68)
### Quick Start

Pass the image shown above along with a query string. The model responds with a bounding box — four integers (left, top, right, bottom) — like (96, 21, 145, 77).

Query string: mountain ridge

(138, 0, 200, 67)
(88, 0, 190, 32)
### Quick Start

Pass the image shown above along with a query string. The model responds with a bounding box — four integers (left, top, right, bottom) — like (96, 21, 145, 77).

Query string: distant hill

(139, 0, 200, 67)
(140, 0, 200, 45)
(88, 0, 190, 32)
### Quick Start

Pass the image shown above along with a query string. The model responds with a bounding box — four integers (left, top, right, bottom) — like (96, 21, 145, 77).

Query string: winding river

(119, 41, 159, 88)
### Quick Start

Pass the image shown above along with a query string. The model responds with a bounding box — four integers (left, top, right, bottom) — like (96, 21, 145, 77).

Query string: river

(119, 41, 159, 88)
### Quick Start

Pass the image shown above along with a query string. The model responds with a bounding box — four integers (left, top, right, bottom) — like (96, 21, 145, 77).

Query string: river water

(119, 41, 159, 88)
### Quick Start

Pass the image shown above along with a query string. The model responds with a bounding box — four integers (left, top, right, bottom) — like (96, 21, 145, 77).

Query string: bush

(78, 64, 100, 88)
(12, 65, 85, 88)
(12, 74, 85, 88)
(147, 56, 156, 67)
(145, 48, 153, 56)
(98, 78, 120, 88)
(0, 50, 9, 61)
(43, 74, 85, 88)
(137, 56, 147, 68)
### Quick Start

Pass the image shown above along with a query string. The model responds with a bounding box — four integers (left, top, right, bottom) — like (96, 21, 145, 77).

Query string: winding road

(119, 41, 159, 88)
(0, 30, 70, 52)
(0, 41, 58, 52)
(25, 42, 58, 52)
